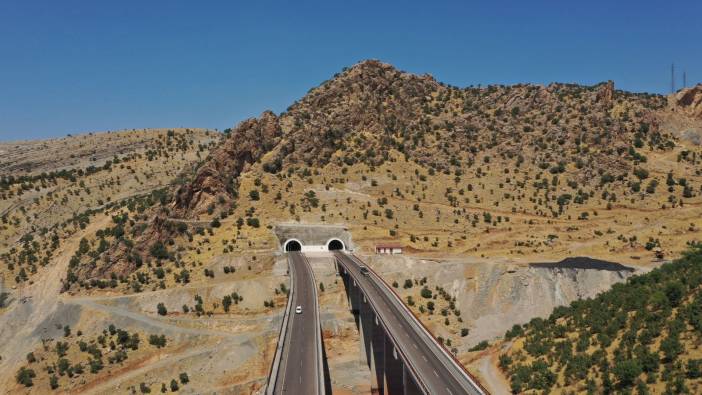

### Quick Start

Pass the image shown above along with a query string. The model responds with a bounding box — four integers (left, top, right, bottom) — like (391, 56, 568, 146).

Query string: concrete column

(359, 293, 374, 379)
(384, 336, 404, 395)
(370, 314, 386, 394)
(402, 365, 423, 395)
(350, 279, 361, 315)
(342, 271, 352, 311)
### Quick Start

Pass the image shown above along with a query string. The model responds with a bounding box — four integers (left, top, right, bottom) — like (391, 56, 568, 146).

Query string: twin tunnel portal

(267, 234, 486, 395)
(282, 237, 345, 252)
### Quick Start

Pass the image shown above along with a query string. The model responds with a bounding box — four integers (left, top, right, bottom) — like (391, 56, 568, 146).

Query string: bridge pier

(402, 366, 423, 395)
(359, 292, 380, 392)
(350, 279, 361, 314)
(371, 313, 386, 394)
(384, 337, 404, 395)
(342, 271, 350, 309)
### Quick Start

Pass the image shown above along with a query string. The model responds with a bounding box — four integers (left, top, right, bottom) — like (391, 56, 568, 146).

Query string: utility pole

(683, 71, 687, 89)
(671, 63, 676, 93)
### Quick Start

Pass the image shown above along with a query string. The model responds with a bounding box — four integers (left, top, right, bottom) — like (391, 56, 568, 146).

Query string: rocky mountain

(174, 60, 671, 218)
(57, 60, 702, 293)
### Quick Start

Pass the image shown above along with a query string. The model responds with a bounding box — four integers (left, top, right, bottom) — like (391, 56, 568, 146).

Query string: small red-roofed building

(375, 243, 403, 254)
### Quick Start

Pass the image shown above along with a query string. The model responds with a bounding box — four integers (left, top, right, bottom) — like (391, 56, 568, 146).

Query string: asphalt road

(335, 252, 485, 395)
(273, 252, 320, 394)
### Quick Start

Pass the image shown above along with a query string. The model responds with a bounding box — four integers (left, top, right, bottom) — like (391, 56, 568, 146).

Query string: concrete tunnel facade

(275, 224, 352, 252)
(282, 237, 346, 252)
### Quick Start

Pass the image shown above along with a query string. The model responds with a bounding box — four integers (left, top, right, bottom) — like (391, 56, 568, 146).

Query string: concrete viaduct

(266, 225, 486, 394)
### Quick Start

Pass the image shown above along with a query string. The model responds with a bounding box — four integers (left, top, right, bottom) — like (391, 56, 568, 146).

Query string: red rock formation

(173, 111, 282, 216)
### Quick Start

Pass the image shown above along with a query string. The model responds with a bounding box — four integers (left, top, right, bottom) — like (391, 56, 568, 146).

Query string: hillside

(497, 244, 702, 394)
(0, 128, 218, 286)
(59, 60, 702, 295)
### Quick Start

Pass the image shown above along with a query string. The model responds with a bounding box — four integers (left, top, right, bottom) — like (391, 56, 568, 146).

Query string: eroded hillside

(493, 245, 702, 394)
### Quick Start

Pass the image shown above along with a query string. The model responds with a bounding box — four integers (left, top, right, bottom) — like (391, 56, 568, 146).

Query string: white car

(295, 305, 302, 314)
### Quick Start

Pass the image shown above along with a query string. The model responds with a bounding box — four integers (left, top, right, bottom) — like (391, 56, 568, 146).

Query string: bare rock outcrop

(674, 83, 702, 119)
(596, 80, 615, 104)
(367, 255, 637, 348)
(174, 111, 282, 216)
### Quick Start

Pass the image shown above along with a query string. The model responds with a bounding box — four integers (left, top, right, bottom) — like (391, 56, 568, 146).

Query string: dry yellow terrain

(3, 64, 702, 394)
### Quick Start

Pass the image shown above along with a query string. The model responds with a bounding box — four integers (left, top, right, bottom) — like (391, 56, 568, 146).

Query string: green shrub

(16, 367, 35, 387)
(156, 303, 167, 316)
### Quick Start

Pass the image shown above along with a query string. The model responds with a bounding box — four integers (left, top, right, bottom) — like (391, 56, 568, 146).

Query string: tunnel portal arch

(326, 238, 345, 251)
(283, 239, 302, 252)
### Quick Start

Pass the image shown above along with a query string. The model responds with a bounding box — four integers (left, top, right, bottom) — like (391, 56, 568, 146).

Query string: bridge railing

(264, 255, 295, 395)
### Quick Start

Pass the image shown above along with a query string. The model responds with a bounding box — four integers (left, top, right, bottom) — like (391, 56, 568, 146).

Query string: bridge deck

(335, 252, 486, 395)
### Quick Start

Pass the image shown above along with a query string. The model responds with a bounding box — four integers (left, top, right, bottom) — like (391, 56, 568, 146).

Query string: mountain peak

(346, 59, 397, 74)
(324, 59, 437, 91)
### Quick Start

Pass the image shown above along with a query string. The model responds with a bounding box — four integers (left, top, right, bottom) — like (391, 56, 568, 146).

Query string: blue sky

(1, 1, 700, 140)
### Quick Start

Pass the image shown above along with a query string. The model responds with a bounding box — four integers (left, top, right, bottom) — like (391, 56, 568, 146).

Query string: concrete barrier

(264, 256, 295, 395)
(302, 253, 326, 395)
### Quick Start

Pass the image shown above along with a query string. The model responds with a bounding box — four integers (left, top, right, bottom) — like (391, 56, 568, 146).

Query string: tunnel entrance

(275, 225, 351, 252)
(284, 239, 302, 252)
(327, 238, 345, 251)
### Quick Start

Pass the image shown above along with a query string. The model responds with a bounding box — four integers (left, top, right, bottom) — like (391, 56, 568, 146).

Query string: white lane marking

(447, 388, 453, 395)
(423, 356, 428, 362)
(413, 343, 418, 349)
(299, 376, 302, 384)
(433, 370, 439, 377)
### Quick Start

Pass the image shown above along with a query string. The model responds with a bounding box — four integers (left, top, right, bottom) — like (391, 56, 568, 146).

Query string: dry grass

(208, 141, 702, 268)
